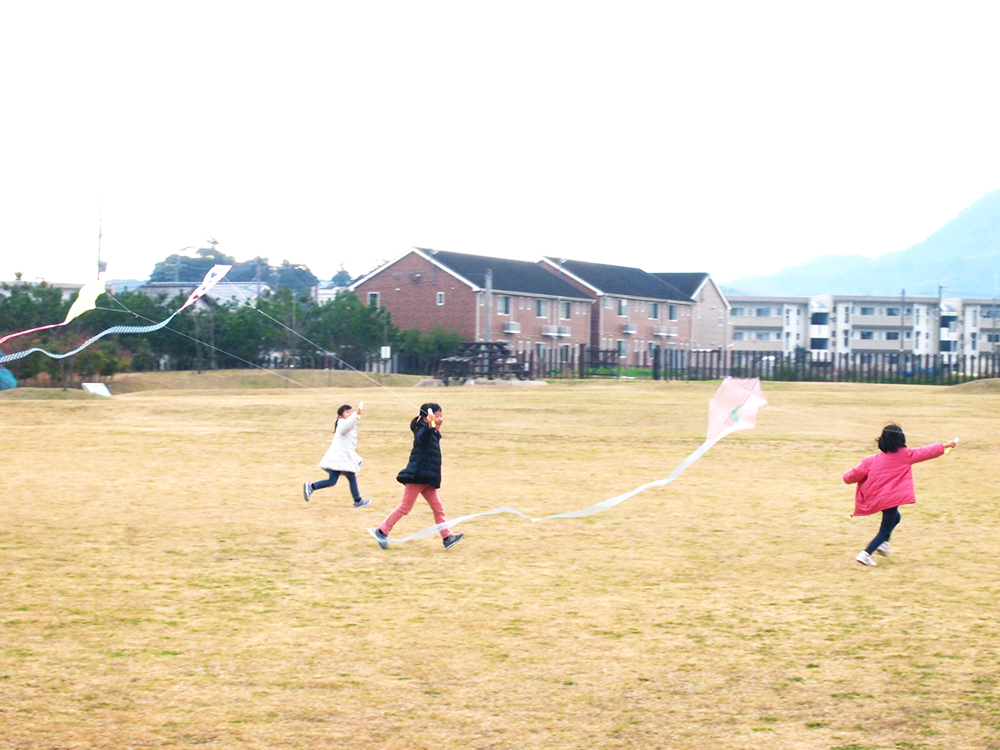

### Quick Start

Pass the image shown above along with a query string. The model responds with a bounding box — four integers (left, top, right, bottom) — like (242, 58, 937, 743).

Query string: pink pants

(380, 484, 452, 538)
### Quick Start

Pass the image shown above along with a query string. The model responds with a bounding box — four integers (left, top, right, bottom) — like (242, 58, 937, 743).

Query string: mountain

(722, 189, 1000, 298)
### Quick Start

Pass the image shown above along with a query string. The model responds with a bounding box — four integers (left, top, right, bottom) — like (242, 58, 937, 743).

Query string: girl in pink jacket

(843, 424, 957, 567)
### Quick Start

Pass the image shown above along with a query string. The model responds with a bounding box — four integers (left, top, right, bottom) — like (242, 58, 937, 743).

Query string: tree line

(0, 282, 462, 384)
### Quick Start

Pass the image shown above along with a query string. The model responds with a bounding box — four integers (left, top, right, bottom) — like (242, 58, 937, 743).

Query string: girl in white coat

(304, 404, 371, 507)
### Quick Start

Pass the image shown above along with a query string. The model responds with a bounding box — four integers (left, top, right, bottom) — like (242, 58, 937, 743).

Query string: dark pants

(865, 507, 901, 555)
(312, 470, 361, 502)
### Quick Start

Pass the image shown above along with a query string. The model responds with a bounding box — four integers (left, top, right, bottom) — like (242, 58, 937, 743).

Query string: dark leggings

(865, 507, 901, 555)
(312, 470, 361, 501)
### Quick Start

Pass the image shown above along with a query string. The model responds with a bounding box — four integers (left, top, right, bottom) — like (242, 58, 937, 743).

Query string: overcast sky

(2, 1, 999, 286)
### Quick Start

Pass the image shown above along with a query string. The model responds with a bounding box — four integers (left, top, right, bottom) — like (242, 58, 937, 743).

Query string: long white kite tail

(374, 377, 767, 544)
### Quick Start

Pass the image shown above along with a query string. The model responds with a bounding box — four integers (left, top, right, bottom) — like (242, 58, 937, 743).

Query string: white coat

(318, 412, 363, 473)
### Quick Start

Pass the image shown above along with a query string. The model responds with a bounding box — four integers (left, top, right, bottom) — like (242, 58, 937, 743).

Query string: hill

(723, 189, 1000, 298)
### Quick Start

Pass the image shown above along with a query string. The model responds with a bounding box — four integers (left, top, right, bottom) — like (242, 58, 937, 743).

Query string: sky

(2, 1, 999, 286)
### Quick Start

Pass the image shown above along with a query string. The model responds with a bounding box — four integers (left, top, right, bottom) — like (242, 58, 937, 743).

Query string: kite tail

(376, 438, 717, 544)
(0, 312, 182, 365)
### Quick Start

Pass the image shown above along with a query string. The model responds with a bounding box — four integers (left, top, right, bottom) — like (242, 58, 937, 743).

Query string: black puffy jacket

(395, 419, 442, 488)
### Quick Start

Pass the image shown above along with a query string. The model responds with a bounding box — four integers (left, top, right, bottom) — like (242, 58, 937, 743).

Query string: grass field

(2, 374, 999, 749)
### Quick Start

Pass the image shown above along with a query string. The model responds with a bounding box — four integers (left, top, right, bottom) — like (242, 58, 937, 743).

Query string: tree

(149, 244, 236, 283)
(275, 261, 319, 297)
(303, 291, 396, 369)
(0, 282, 68, 333)
(331, 267, 353, 286)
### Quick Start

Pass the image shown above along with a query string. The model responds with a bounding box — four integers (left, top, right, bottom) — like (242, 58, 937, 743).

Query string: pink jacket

(843, 443, 945, 516)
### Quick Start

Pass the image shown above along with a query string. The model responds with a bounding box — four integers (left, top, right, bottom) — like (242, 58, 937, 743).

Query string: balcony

(654, 326, 678, 337)
(503, 321, 521, 334)
(541, 325, 571, 337)
(622, 323, 637, 335)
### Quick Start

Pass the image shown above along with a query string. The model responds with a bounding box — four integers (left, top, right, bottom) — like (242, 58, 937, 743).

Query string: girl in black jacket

(370, 403, 464, 550)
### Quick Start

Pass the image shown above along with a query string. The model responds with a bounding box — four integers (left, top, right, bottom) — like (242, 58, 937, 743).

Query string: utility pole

(96, 210, 106, 279)
(900, 288, 906, 352)
(937, 285, 943, 357)
(484, 269, 493, 343)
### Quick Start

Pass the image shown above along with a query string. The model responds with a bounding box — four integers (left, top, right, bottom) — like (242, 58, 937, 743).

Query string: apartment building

(729, 293, 999, 358)
(727, 296, 809, 354)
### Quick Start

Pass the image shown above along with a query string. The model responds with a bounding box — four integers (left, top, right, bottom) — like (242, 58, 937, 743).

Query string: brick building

(350, 248, 593, 361)
(651, 273, 730, 350)
(538, 258, 698, 367)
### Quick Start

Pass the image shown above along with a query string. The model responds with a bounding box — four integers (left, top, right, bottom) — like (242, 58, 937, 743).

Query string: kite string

(758, 404, 947, 443)
(99, 292, 350, 401)
(222, 281, 420, 411)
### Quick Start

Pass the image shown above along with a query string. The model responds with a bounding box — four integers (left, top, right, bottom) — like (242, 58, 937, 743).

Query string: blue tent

(0, 349, 17, 390)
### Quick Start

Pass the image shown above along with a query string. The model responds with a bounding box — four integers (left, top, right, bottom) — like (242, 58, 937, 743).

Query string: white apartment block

(728, 294, 1000, 359)
(728, 297, 809, 354)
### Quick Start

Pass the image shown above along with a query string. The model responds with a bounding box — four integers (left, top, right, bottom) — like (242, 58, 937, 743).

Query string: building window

(988, 333, 1000, 343)
(498, 295, 511, 315)
(811, 312, 829, 325)
(367, 292, 380, 308)
(560, 300, 571, 320)
(603, 297, 612, 310)
(718, 311, 724, 325)
(617, 339, 627, 358)
(536, 299, 548, 318)
(886, 331, 900, 340)
(886, 307, 900, 317)
(617, 299, 628, 317)
(731, 307, 744, 317)
(860, 307, 875, 316)
(860, 331, 874, 340)
(648, 302, 659, 320)
(436, 292, 445, 306)
(843, 331, 849, 347)
(755, 332, 769, 341)
(733, 331, 744, 341)
(668, 304, 678, 321)
(756, 308, 771, 317)
(844, 308, 850, 323)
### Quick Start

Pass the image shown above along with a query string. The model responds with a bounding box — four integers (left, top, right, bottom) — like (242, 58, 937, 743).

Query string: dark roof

(650, 272, 709, 300)
(546, 258, 688, 301)
(421, 249, 590, 300)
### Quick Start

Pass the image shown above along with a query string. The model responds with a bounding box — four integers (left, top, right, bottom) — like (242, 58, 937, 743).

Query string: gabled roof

(650, 272, 709, 300)
(541, 257, 687, 302)
(394, 248, 591, 300)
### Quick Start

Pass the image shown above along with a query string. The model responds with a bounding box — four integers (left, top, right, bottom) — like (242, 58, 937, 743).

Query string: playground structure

(436, 341, 529, 385)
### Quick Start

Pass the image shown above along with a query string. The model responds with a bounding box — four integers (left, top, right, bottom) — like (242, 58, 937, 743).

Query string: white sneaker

(303, 482, 313, 502)
(856, 551, 877, 567)
(875, 542, 891, 557)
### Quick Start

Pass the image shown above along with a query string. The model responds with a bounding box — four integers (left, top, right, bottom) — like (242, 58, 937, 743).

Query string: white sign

(380, 346, 391, 360)
(81, 383, 112, 397)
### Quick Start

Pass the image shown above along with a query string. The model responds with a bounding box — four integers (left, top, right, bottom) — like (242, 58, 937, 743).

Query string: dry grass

(2, 376, 998, 749)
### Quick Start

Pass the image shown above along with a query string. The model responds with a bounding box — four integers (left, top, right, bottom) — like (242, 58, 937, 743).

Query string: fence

(660, 349, 1000, 385)
(374, 345, 1000, 385)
